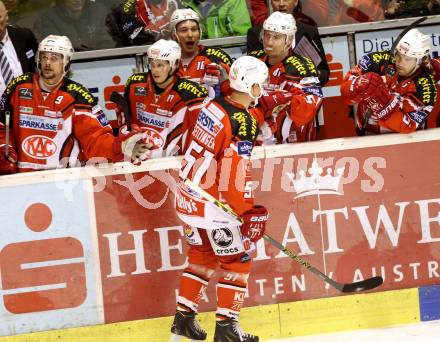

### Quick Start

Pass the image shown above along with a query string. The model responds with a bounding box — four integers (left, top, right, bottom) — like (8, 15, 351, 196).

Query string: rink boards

(1, 286, 439, 342)
(1, 129, 440, 341)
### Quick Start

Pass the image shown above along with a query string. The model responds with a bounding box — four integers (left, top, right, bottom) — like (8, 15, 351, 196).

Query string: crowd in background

(2, 0, 440, 51)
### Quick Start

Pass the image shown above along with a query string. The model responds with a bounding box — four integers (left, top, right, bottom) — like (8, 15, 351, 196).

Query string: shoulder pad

(121, 0, 136, 13)
(414, 71, 437, 106)
(216, 98, 258, 143)
(4, 72, 32, 96)
(248, 49, 265, 58)
(125, 73, 147, 87)
(174, 78, 208, 101)
(202, 47, 233, 66)
(230, 110, 259, 143)
(358, 50, 393, 74)
(284, 54, 318, 78)
(64, 79, 96, 105)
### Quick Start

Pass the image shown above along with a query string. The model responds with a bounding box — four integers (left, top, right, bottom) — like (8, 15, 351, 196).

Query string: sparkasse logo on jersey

(22, 135, 57, 159)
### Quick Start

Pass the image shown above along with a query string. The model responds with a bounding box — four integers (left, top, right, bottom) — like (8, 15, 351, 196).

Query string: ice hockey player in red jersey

(121, 39, 209, 158)
(169, 8, 233, 98)
(249, 11, 323, 144)
(170, 56, 269, 342)
(341, 28, 437, 134)
(0, 35, 150, 175)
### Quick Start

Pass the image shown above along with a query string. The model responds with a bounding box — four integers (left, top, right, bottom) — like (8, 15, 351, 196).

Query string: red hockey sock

(215, 272, 248, 321)
(177, 265, 214, 313)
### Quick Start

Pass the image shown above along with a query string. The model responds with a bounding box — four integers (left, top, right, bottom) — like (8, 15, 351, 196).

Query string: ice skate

(169, 310, 207, 341)
(213, 319, 258, 342)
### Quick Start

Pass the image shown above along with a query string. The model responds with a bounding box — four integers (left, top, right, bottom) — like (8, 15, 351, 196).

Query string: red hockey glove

(203, 63, 221, 86)
(113, 125, 153, 163)
(364, 81, 399, 120)
(259, 90, 292, 117)
(0, 144, 17, 175)
(349, 72, 384, 103)
(241, 205, 269, 242)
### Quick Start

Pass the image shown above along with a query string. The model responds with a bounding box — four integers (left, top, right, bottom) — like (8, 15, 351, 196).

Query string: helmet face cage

(169, 9, 202, 41)
(37, 35, 74, 75)
(229, 56, 269, 99)
(395, 29, 431, 65)
(147, 39, 182, 74)
(262, 11, 296, 50)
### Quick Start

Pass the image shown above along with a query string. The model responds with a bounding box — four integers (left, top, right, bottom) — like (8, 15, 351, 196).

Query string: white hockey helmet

(169, 9, 202, 38)
(147, 39, 182, 73)
(37, 35, 74, 74)
(395, 29, 431, 64)
(263, 11, 297, 48)
(229, 56, 268, 99)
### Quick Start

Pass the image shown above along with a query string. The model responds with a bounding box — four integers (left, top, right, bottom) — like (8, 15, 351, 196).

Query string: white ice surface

(267, 320, 440, 342)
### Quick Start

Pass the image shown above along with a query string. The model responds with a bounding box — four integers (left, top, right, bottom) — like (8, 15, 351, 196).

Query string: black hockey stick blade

(263, 234, 384, 293)
(110, 91, 131, 131)
(340, 276, 383, 293)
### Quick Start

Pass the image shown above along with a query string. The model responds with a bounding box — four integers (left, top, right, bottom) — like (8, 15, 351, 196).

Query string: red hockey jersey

(341, 51, 437, 134)
(0, 73, 114, 172)
(123, 73, 208, 157)
(249, 49, 323, 143)
(176, 96, 258, 229)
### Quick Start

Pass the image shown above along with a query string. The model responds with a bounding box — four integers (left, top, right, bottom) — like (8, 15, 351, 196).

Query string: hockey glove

(364, 80, 399, 120)
(241, 205, 269, 242)
(349, 72, 384, 103)
(259, 90, 293, 117)
(0, 144, 17, 175)
(113, 125, 153, 163)
(203, 63, 222, 86)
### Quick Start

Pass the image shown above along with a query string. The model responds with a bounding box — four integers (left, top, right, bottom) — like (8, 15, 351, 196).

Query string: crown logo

(286, 160, 345, 198)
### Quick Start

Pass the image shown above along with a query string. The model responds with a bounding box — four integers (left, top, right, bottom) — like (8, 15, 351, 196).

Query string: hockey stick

(183, 178, 383, 293)
(110, 91, 132, 131)
(359, 16, 427, 135)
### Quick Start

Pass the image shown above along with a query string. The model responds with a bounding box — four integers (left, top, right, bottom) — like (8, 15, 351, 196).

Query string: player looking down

(170, 56, 269, 342)
(341, 28, 437, 134)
